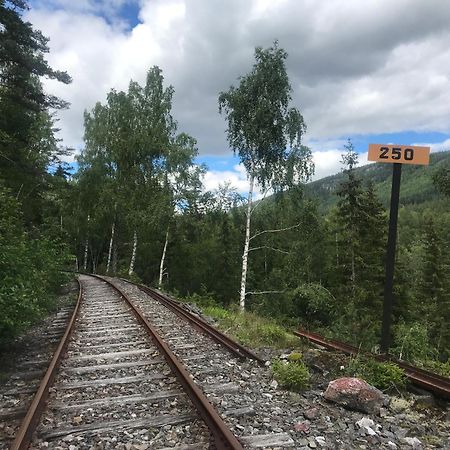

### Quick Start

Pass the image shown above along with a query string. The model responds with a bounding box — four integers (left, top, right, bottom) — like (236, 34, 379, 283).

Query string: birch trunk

(106, 221, 116, 274)
(112, 241, 118, 274)
(83, 214, 90, 271)
(159, 226, 170, 288)
(239, 172, 255, 311)
(128, 230, 137, 276)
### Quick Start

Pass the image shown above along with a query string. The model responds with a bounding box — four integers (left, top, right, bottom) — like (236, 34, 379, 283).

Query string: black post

(381, 162, 402, 353)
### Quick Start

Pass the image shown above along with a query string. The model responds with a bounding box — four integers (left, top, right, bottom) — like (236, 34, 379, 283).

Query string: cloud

(202, 164, 249, 195)
(413, 138, 450, 153)
(25, 0, 450, 162)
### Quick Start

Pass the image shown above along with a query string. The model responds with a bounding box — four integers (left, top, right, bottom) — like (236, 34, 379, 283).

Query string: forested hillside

(305, 150, 450, 211)
(1, 1, 449, 370)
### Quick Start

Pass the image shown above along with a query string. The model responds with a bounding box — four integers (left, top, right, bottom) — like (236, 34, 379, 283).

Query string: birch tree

(219, 42, 314, 310)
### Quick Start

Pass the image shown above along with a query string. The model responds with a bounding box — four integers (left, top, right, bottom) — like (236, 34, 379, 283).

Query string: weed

(287, 351, 303, 362)
(345, 356, 407, 391)
(272, 358, 310, 391)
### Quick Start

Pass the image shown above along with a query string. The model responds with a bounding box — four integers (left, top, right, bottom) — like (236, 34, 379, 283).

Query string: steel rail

(11, 279, 84, 450)
(120, 279, 265, 364)
(96, 275, 245, 450)
(294, 329, 450, 399)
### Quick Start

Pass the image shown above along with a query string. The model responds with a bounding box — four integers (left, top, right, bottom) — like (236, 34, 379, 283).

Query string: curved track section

(121, 279, 264, 364)
(13, 275, 244, 449)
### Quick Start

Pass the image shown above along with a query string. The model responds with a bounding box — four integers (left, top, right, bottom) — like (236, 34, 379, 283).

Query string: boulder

(323, 377, 385, 414)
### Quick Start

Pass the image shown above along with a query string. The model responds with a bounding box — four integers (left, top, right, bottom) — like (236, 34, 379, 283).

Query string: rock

(356, 417, 375, 429)
(270, 379, 279, 389)
(401, 437, 422, 449)
(294, 420, 310, 434)
(323, 377, 385, 414)
(315, 436, 326, 447)
(304, 407, 319, 420)
(387, 442, 397, 449)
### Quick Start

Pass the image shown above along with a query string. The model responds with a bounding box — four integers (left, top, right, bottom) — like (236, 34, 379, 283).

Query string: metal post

(380, 162, 402, 353)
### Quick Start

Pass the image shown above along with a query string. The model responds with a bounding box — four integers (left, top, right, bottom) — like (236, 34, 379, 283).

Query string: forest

(1, 1, 449, 370)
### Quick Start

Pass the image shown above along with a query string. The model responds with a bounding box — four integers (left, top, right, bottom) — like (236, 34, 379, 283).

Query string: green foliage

(392, 322, 436, 362)
(0, 186, 71, 347)
(199, 303, 298, 349)
(432, 166, 450, 197)
(287, 351, 303, 362)
(345, 356, 407, 391)
(0, 1, 71, 225)
(218, 41, 313, 191)
(272, 358, 310, 391)
(420, 360, 450, 377)
(289, 283, 336, 326)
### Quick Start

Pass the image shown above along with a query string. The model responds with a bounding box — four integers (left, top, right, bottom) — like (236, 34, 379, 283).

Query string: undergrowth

(183, 293, 299, 349)
(272, 355, 310, 391)
(344, 355, 407, 391)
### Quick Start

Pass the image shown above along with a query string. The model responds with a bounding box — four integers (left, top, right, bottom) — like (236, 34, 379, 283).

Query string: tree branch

(250, 222, 301, 241)
(249, 186, 271, 215)
(246, 290, 286, 296)
(248, 245, 290, 254)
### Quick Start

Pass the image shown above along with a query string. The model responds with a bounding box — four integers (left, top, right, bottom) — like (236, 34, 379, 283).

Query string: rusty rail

(123, 279, 265, 364)
(11, 279, 84, 450)
(97, 275, 245, 450)
(294, 329, 450, 399)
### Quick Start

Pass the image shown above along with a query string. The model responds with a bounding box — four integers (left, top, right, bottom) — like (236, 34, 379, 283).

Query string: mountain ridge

(304, 150, 450, 211)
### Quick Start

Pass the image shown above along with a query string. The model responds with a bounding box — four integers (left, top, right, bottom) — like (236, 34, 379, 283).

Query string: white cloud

(24, 0, 450, 163)
(413, 138, 450, 153)
(311, 150, 343, 181)
(202, 164, 249, 195)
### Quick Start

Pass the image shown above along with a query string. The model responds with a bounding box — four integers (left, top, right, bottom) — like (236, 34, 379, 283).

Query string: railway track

(4, 275, 299, 449)
(294, 329, 450, 399)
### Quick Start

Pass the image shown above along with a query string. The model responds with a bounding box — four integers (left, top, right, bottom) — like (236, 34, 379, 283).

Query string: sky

(25, 0, 450, 194)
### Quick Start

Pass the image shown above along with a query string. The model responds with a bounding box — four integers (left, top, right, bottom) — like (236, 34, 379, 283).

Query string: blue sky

(25, 0, 450, 192)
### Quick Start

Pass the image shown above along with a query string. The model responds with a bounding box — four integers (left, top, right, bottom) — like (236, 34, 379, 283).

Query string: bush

(288, 283, 336, 326)
(272, 358, 310, 391)
(392, 322, 436, 362)
(345, 356, 407, 391)
(0, 187, 72, 347)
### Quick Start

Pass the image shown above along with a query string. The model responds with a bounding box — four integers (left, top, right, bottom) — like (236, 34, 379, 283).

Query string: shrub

(392, 322, 436, 362)
(272, 358, 310, 391)
(289, 283, 336, 326)
(345, 356, 407, 391)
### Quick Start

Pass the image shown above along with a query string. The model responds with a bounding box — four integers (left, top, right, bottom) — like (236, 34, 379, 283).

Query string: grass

(200, 304, 300, 349)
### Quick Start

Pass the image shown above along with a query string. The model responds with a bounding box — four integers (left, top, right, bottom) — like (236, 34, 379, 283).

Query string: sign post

(368, 144, 430, 353)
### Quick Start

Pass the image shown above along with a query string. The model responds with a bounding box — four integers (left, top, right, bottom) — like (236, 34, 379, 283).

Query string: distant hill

(304, 150, 450, 212)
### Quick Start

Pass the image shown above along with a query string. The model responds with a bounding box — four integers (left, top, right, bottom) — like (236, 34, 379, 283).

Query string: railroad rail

(7, 275, 299, 449)
(119, 278, 265, 364)
(10, 274, 244, 450)
(294, 329, 450, 399)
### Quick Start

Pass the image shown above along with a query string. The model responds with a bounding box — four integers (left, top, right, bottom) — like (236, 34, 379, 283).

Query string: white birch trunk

(128, 230, 137, 276)
(106, 221, 116, 274)
(239, 173, 255, 311)
(159, 226, 170, 288)
(83, 214, 90, 271)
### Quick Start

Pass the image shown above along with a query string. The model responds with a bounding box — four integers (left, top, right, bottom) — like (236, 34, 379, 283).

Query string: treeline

(0, 1, 72, 345)
(1, 2, 449, 364)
